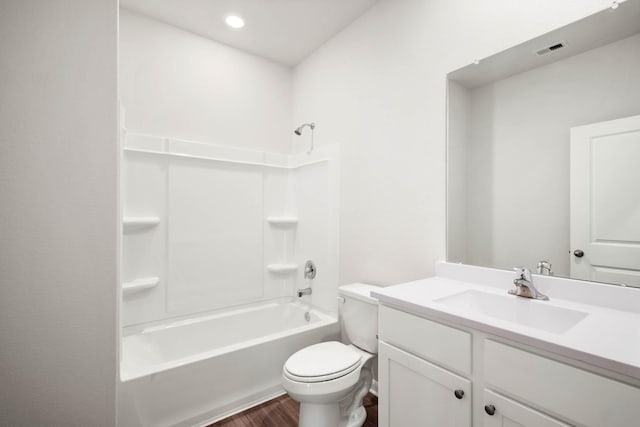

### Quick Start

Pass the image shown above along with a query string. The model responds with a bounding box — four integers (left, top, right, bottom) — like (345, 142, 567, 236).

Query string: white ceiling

(120, 0, 378, 66)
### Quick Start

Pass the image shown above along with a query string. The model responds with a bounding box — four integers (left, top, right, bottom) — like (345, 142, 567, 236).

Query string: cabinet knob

(573, 249, 584, 258)
(454, 389, 464, 399)
(484, 404, 496, 416)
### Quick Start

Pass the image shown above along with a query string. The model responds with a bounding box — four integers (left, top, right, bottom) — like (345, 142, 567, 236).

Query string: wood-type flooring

(210, 392, 378, 427)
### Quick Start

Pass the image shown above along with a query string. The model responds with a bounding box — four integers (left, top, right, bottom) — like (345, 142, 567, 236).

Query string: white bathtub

(118, 300, 338, 426)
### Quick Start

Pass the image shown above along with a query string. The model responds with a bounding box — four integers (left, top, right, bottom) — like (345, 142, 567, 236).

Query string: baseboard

(369, 379, 378, 397)
(190, 379, 378, 426)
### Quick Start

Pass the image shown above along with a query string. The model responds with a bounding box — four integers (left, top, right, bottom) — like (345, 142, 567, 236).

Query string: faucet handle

(537, 260, 553, 276)
(513, 266, 532, 281)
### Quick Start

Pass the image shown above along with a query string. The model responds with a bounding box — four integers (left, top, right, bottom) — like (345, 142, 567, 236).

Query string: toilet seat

(284, 341, 362, 383)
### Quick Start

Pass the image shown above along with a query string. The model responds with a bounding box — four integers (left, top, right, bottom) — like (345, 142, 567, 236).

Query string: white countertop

(372, 262, 640, 381)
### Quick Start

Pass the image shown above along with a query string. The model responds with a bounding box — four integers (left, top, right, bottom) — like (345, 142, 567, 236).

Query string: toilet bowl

(282, 283, 380, 427)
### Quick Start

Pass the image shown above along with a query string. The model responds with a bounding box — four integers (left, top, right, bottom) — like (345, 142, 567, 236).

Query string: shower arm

(295, 123, 315, 134)
(294, 122, 316, 153)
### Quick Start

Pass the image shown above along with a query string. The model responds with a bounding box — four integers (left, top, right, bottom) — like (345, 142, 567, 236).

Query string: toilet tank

(338, 283, 381, 354)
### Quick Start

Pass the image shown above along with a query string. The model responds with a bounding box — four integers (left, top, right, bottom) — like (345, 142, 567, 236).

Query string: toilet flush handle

(336, 296, 345, 304)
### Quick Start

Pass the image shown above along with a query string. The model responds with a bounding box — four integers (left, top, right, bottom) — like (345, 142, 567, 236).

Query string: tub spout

(297, 288, 312, 297)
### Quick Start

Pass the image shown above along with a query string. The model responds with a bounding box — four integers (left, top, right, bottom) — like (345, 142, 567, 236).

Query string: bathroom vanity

(373, 262, 640, 427)
(431, 5, 640, 424)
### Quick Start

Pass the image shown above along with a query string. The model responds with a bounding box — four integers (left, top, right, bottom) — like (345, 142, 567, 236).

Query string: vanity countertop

(372, 262, 640, 381)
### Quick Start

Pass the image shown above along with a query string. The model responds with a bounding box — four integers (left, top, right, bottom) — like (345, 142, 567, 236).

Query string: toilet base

(299, 402, 341, 427)
(296, 362, 373, 427)
(298, 399, 367, 427)
(340, 362, 373, 427)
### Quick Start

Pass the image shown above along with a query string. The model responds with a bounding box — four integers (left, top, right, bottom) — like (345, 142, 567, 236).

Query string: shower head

(294, 122, 315, 135)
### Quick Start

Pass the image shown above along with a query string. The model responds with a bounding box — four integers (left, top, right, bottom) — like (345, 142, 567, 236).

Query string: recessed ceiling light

(225, 15, 245, 29)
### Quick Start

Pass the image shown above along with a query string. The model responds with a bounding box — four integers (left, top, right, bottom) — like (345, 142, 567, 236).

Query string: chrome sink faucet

(509, 267, 549, 300)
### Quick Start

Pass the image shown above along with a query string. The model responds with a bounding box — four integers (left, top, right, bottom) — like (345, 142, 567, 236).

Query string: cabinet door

(483, 390, 569, 427)
(378, 341, 471, 427)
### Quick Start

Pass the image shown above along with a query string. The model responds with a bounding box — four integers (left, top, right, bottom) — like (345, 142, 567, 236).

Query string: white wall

(463, 33, 640, 276)
(0, 1, 118, 425)
(292, 0, 612, 286)
(119, 9, 292, 153)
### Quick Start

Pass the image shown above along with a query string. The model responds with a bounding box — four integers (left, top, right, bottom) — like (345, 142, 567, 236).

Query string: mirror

(446, 2, 640, 287)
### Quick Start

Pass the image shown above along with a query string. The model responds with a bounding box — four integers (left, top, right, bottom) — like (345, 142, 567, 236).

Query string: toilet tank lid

(338, 283, 382, 304)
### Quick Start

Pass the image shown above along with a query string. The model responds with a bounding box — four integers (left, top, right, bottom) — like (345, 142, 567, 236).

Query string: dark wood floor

(210, 393, 378, 427)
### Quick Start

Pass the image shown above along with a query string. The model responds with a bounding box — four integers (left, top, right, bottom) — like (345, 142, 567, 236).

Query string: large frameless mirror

(446, 2, 640, 287)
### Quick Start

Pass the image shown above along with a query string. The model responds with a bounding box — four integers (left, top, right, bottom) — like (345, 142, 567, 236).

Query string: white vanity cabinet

(379, 342, 471, 426)
(481, 390, 570, 427)
(378, 305, 472, 427)
(483, 339, 640, 426)
(377, 304, 640, 427)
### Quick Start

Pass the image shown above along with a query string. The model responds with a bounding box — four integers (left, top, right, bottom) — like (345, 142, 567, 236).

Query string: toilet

(282, 283, 380, 427)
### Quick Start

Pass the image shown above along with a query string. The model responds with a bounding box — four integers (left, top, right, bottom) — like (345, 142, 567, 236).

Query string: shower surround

(118, 131, 340, 425)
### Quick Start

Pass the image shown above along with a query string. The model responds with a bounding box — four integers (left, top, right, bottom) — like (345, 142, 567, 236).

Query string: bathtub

(118, 300, 338, 427)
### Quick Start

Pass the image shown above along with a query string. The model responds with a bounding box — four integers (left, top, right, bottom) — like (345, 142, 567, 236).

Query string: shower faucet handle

(304, 260, 316, 279)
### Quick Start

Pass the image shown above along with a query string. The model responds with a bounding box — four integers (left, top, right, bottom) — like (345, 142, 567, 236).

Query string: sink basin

(434, 290, 588, 334)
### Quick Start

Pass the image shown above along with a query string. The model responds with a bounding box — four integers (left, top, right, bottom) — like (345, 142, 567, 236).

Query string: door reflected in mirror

(446, 2, 640, 287)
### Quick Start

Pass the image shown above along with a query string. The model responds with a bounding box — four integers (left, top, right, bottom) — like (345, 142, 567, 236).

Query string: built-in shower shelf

(266, 216, 299, 226)
(266, 263, 299, 274)
(122, 277, 160, 296)
(123, 216, 160, 232)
